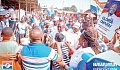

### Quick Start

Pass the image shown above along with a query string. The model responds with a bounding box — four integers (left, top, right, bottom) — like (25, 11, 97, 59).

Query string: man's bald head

(1, 27, 13, 37)
(32, 26, 42, 31)
(29, 29, 43, 42)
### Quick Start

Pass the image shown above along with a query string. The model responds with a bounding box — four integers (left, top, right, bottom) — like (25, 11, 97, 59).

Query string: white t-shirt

(34, 17, 40, 26)
(61, 31, 73, 43)
(17, 22, 28, 34)
(70, 47, 95, 68)
(114, 39, 120, 48)
(8, 8, 14, 14)
(50, 26, 57, 32)
(69, 30, 81, 49)
(10, 12, 17, 21)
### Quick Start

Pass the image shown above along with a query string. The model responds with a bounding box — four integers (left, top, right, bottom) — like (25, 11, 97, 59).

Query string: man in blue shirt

(30, 15, 35, 25)
(66, 18, 73, 29)
(20, 28, 73, 70)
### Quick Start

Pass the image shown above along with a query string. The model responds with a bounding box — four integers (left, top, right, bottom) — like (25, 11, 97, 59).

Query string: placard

(96, 0, 120, 40)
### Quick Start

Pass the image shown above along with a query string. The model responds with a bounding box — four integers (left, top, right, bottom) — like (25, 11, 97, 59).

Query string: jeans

(9, 20, 16, 31)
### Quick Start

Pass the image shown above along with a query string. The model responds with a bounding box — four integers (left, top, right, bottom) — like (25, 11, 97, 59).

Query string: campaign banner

(86, 50, 120, 70)
(96, 0, 120, 40)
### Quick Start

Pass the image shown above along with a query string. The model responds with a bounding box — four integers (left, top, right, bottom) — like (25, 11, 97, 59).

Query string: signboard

(96, 0, 120, 40)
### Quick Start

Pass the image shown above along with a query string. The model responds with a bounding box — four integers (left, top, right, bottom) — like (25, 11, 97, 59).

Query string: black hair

(21, 16, 27, 21)
(55, 33, 64, 42)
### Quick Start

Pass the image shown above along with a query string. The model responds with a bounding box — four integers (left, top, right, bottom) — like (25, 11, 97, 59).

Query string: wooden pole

(30, 0, 31, 13)
(26, 0, 27, 14)
(34, 2, 35, 12)
(0, 0, 1, 6)
(19, 0, 20, 21)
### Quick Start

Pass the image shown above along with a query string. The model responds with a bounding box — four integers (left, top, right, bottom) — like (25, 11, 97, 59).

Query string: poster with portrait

(96, 0, 120, 40)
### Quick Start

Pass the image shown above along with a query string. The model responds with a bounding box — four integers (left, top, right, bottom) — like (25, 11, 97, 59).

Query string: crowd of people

(0, 5, 120, 70)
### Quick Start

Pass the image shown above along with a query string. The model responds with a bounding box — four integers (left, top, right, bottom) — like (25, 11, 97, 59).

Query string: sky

(38, 0, 108, 12)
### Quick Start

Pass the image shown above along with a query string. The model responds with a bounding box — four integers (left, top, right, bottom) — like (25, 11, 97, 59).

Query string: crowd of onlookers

(0, 5, 120, 70)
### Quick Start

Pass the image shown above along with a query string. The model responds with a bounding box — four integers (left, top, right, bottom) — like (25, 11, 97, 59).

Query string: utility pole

(19, 0, 20, 21)
(30, 0, 31, 13)
(62, 0, 64, 10)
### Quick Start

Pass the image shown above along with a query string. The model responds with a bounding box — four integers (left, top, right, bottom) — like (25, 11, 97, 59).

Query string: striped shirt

(53, 43, 70, 69)
(20, 43, 59, 70)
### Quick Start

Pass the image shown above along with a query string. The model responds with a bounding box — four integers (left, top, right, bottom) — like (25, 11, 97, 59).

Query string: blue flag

(90, 5, 97, 14)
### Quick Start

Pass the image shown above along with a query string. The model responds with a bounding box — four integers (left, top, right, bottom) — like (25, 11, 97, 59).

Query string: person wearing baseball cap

(70, 22, 82, 50)
(0, 6, 8, 41)
(51, 16, 59, 32)
(0, 6, 7, 16)
(0, 6, 7, 31)
(72, 22, 80, 29)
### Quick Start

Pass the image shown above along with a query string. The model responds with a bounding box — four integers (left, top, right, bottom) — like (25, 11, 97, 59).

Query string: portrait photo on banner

(96, 0, 120, 40)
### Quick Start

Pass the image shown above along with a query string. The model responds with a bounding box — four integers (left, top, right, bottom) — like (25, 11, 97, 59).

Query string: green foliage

(70, 5, 77, 12)
(62, 5, 77, 12)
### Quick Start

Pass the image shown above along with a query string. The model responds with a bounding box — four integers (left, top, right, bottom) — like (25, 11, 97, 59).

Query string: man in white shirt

(68, 22, 81, 49)
(8, 6, 18, 31)
(49, 21, 72, 45)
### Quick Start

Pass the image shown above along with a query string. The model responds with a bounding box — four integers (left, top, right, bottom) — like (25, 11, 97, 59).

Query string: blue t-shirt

(66, 24, 72, 29)
(39, 22, 44, 31)
(30, 17, 35, 24)
(21, 43, 58, 70)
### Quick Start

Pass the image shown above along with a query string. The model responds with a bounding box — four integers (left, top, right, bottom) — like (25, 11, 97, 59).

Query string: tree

(63, 7, 71, 11)
(70, 5, 77, 12)
(62, 5, 77, 12)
